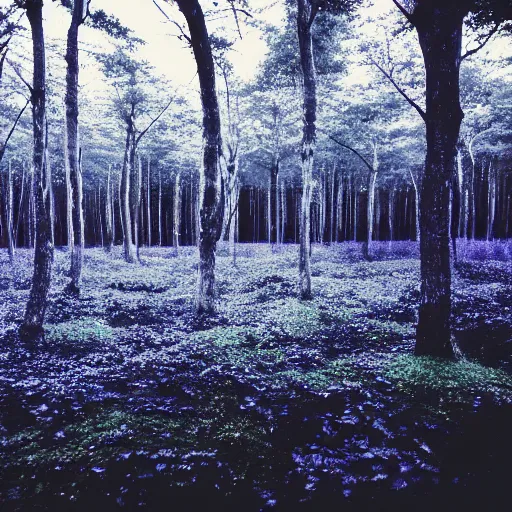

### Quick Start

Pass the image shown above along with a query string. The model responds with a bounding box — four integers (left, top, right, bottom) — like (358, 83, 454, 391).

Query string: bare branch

(370, 58, 426, 122)
(7, 58, 33, 94)
(0, 97, 30, 162)
(461, 23, 500, 61)
(152, 0, 191, 44)
(321, 131, 374, 173)
(228, 0, 243, 40)
(136, 96, 174, 145)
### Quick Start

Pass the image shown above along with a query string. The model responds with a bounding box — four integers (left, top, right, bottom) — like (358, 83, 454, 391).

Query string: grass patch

(383, 355, 512, 398)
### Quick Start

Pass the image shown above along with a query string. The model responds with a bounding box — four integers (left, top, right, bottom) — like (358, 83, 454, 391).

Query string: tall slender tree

(18, 0, 54, 341)
(64, 0, 88, 295)
(173, 0, 224, 313)
(296, 0, 359, 299)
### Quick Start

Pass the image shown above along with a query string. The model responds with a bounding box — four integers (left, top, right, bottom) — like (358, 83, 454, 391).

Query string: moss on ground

(382, 354, 512, 398)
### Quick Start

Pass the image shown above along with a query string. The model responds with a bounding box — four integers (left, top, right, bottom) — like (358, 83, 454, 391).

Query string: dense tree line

(0, 0, 511, 357)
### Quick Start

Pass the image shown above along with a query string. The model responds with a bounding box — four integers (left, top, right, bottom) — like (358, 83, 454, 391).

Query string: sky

(2, 0, 511, 111)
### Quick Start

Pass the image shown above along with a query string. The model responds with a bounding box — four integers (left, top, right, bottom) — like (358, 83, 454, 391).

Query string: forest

(0, 0, 511, 510)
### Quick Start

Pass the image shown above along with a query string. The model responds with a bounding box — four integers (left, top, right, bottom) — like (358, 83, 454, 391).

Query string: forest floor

(0, 241, 511, 511)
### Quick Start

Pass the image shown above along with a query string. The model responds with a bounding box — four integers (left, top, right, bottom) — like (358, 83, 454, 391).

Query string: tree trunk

(297, 0, 317, 300)
(176, 0, 222, 313)
(105, 164, 113, 251)
(14, 160, 26, 246)
(456, 146, 466, 238)
(111, 169, 116, 245)
(330, 163, 335, 243)
(353, 179, 358, 242)
(229, 181, 239, 260)
(487, 158, 495, 241)
(281, 180, 286, 244)
(64, 0, 86, 294)
(135, 154, 142, 261)
(47, 141, 54, 248)
(98, 184, 104, 248)
(158, 166, 162, 246)
(6, 159, 14, 263)
(173, 172, 180, 254)
(414, 2, 465, 357)
(20, 0, 54, 341)
(28, 163, 34, 248)
(121, 107, 136, 263)
(389, 186, 395, 242)
(409, 169, 420, 242)
(363, 143, 378, 260)
(118, 166, 124, 243)
(468, 138, 476, 239)
(147, 157, 151, 247)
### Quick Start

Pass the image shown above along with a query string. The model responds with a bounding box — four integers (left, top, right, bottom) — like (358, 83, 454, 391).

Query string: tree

(392, 0, 512, 357)
(18, 0, 54, 342)
(172, 0, 225, 313)
(296, 0, 359, 299)
(99, 48, 172, 263)
(64, 0, 89, 295)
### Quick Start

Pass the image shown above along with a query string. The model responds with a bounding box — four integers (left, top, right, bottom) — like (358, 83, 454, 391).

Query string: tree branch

(227, 0, 243, 40)
(0, 46, 8, 83)
(322, 131, 374, 173)
(136, 96, 174, 145)
(370, 58, 426, 122)
(0, 97, 30, 162)
(153, 0, 191, 44)
(7, 58, 33, 94)
(392, 0, 413, 25)
(461, 23, 500, 61)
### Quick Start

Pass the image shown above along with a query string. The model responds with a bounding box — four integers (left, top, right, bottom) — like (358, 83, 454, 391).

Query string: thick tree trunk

(414, 3, 466, 357)
(297, 0, 317, 300)
(64, 0, 86, 294)
(20, 0, 54, 341)
(176, 0, 222, 313)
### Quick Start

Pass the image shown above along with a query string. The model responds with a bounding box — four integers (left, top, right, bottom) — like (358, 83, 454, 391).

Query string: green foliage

(383, 354, 512, 395)
(45, 318, 115, 344)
